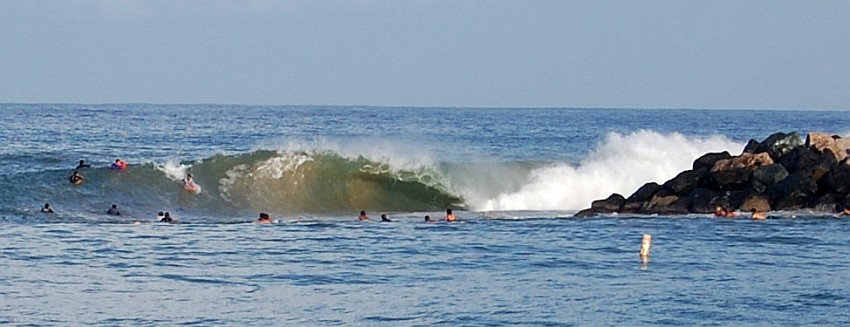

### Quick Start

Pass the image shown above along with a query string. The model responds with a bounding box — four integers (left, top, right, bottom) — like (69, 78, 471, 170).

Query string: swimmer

(381, 214, 392, 222)
(424, 215, 435, 223)
(445, 208, 457, 222)
(724, 208, 738, 218)
(160, 212, 174, 223)
(41, 203, 54, 213)
(107, 204, 120, 216)
(75, 160, 92, 170)
(68, 170, 84, 184)
(111, 159, 128, 170)
(156, 211, 165, 221)
(358, 210, 369, 221)
(842, 206, 850, 216)
(750, 208, 766, 220)
(257, 212, 273, 224)
(713, 206, 725, 217)
(183, 173, 194, 186)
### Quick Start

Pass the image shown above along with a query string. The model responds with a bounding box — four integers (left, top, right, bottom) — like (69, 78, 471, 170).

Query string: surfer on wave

(182, 173, 200, 193)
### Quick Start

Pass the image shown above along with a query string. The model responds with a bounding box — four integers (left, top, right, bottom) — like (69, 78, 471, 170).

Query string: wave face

(6, 150, 465, 217)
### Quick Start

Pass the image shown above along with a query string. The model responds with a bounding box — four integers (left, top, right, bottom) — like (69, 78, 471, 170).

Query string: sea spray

(476, 130, 743, 211)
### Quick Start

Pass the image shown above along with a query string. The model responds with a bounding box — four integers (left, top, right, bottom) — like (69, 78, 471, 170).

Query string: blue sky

(1, 1, 849, 109)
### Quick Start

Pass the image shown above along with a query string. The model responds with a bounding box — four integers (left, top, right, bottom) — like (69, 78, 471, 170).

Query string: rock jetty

(576, 132, 850, 217)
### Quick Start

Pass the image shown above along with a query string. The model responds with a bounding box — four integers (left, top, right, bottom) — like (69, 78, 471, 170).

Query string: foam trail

(477, 130, 743, 211)
(155, 160, 191, 181)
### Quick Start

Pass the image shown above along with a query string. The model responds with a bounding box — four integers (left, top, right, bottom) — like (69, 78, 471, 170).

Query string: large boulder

(776, 145, 837, 175)
(807, 132, 849, 162)
(662, 169, 706, 196)
(751, 164, 789, 193)
(823, 163, 850, 194)
(742, 139, 761, 154)
(620, 182, 662, 213)
(710, 152, 774, 172)
(642, 194, 689, 215)
(693, 152, 732, 171)
(687, 188, 720, 213)
(590, 193, 626, 213)
(769, 172, 818, 210)
(739, 193, 771, 212)
(704, 168, 752, 191)
(711, 190, 747, 211)
(756, 132, 804, 161)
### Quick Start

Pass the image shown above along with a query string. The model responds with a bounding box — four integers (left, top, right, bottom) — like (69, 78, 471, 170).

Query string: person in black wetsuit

(41, 203, 54, 213)
(160, 212, 174, 223)
(107, 204, 120, 216)
(381, 214, 392, 222)
(75, 160, 92, 170)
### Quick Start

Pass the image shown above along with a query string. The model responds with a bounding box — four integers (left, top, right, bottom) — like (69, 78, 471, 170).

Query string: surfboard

(183, 182, 201, 194)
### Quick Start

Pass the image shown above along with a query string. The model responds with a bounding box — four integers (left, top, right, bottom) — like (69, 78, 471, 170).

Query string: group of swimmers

(355, 208, 458, 223)
(714, 205, 850, 220)
(68, 159, 128, 184)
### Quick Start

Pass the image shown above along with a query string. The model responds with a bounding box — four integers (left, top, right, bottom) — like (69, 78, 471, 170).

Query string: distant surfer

(381, 214, 392, 222)
(257, 212, 273, 224)
(358, 210, 369, 221)
(111, 159, 128, 170)
(424, 215, 433, 222)
(160, 212, 174, 223)
(107, 204, 121, 216)
(41, 203, 54, 213)
(182, 174, 199, 193)
(445, 208, 457, 222)
(75, 160, 91, 170)
(157, 211, 165, 221)
(69, 171, 84, 185)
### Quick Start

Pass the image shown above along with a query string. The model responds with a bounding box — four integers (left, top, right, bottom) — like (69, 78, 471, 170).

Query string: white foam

(154, 160, 192, 182)
(474, 130, 743, 211)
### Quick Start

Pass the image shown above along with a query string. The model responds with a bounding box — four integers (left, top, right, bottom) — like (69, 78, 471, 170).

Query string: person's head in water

(358, 210, 369, 221)
(111, 204, 117, 209)
(381, 214, 391, 222)
(424, 215, 431, 222)
(258, 212, 272, 223)
(79, 160, 84, 165)
(41, 203, 54, 213)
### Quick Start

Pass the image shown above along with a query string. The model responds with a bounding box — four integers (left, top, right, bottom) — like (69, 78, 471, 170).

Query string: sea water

(2, 104, 850, 325)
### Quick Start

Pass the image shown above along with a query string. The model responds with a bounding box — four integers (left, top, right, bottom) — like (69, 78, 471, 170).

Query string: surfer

(41, 203, 54, 213)
(182, 174, 199, 193)
(160, 212, 174, 223)
(750, 208, 766, 220)
(424, 215, 433, 222)
(380, 214, 392, 222)
(111, 159, 128, 170)
(157, 211, 165, 221)
(107, 204, 120, 216)
(68, 171, 83, 185)
(75, 160, 91, 170)
(257, 213, 273, 224)
(445, 208, 457, 222)
(358, 210, 369, 221)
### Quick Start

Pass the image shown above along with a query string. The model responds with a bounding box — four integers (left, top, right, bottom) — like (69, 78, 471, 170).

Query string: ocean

(2, 104, 850, 325)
